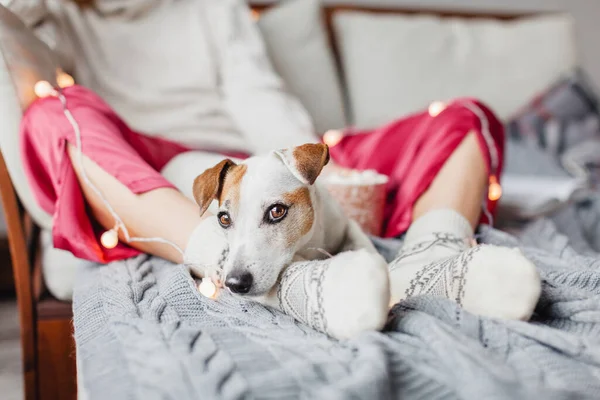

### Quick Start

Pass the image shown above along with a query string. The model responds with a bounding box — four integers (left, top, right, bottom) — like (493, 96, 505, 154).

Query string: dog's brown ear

(275, 143, 330, 185)
(192, 159, 236, 216)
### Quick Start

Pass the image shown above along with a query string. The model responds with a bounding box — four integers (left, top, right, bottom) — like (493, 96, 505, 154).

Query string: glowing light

(488, 175, 502, 201)
(100, 229, 119, 249)
(57, 71, 75, 88)
(250, 9, 260, 21)
(198, 277, 217, 299)
(428, 101, 446, 117)
(34, 80, 57, 98)
(323, 129, 344, 147)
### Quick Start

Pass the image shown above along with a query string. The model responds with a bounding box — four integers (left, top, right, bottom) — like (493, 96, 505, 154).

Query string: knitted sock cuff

(405, 208, 474, 244)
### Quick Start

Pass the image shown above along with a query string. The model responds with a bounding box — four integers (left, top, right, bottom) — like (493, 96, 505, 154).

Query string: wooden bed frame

(0, 3, 533, 399)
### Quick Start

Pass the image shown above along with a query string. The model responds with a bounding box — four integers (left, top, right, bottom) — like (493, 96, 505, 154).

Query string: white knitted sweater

(6, 0, 317, 154)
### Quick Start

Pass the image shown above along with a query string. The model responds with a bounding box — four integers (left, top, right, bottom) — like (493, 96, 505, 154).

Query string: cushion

(497, 71, 599, 221)
(507, 68, 600, 185)
(258, 0, 347, 133)
(507, 68, 600, 157)
(333, 12, 577, 129)
(0, 4, 57, 229)
(40, 229, 92, 301)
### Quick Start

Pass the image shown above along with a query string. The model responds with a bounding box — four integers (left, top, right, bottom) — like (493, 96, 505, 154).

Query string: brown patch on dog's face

(281, 187, 314, 246)
(219, 164, 248, 210)
(291, 143, 330, 185)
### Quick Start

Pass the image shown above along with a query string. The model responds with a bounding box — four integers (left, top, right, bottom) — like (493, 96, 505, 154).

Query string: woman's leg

(21, 85, 210, 264)
(412, 131, 488, 228)
(388, 132, 540, 320)
(67, 144, 204, 264)
(328, 99, 540, 319)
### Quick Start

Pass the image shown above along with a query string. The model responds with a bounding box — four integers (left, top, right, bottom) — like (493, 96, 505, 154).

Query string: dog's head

(193, 143, 330, 296)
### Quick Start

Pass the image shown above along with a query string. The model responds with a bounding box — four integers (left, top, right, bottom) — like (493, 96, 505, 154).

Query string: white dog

(180, 143, 542, 339)
(184, 143, 391, 338)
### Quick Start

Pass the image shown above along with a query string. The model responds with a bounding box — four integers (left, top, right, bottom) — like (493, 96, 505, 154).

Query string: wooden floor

(0, 300, 24, 400)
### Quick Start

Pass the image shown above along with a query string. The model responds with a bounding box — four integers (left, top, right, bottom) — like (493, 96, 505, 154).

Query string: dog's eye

(218, 212, 232, 228)
(267, 204, 288, 223)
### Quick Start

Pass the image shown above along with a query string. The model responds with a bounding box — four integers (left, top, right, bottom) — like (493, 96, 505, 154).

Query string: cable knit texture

(74, 217, 600, 399)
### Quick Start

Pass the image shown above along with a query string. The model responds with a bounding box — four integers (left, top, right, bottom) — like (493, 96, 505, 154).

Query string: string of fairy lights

(34, 71, 218, 298)
(34, 71, 502, 300)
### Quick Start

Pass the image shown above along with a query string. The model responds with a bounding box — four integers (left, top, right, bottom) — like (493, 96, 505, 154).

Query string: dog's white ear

(274, 143, 330, 185)
(192, 159, 236, 216)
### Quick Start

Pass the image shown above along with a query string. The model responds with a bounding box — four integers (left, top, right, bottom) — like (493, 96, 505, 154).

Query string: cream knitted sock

(389, 209, 541, 320)
(266, 250, 390, 340)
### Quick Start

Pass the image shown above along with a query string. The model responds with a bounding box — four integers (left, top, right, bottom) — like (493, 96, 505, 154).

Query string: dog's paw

(184, 216, 228, 278)
(323, 249, 390, 339)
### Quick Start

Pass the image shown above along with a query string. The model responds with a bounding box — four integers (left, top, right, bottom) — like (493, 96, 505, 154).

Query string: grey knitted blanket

(73, 203, 600, 400)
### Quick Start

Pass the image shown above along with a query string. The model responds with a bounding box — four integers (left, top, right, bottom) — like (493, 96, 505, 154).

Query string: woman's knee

(22, 92, 122, 148)
(446, 132, 488, 179)
(458, 97, 506, 143)
(451, 97, 506, 172)
(23, 94, 92, 144)
(23, 96, 62, 126)
(20, 99, 72, 156)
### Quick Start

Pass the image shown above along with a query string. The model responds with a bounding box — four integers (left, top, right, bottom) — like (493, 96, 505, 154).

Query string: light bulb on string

(323, 129, 344, 147)
(34, 80, 57, 98)
(100, 228, 119, 249)
(488, 175, 502, 201)
(198, 277, 217, 299)
(57, 71, 75, 88)
(428, 101, 446, 117)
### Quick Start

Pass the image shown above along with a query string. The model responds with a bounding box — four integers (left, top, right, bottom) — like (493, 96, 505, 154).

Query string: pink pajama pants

(21, 85, 504, 263)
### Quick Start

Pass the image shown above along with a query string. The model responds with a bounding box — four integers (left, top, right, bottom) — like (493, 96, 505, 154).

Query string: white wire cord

(56, 91, 185, 258)
(481, 198, 494, 228)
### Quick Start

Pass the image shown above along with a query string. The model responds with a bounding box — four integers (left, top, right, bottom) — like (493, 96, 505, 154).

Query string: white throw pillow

(258, 0, 347, 133)
(40, 230, 93, 301)
(0, 4, 58, 229)
(333, 12, 577, 129)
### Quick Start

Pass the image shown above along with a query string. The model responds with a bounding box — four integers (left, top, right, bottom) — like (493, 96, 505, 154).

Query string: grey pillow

(258, 0, 347, 133)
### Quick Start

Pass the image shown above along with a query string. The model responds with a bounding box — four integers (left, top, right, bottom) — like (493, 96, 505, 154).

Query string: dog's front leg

(257, 249, 390, 339)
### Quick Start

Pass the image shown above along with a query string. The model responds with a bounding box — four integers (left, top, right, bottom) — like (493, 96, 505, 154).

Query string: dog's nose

(225, 271, 253, 294)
